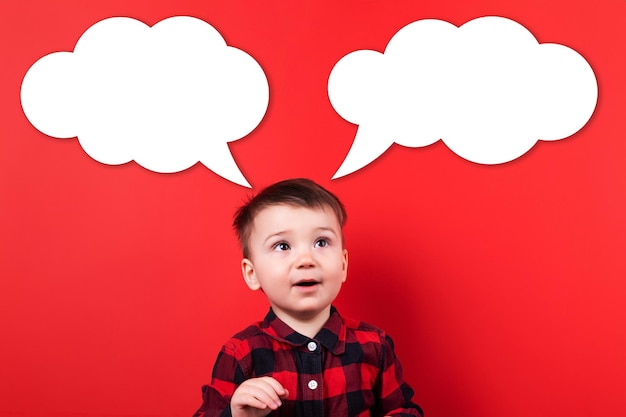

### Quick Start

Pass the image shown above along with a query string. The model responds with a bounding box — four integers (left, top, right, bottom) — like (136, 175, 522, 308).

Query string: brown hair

(233, 178, 347, 257)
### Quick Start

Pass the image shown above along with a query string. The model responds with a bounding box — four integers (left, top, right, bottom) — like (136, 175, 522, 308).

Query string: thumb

(279, 388, 289, 400)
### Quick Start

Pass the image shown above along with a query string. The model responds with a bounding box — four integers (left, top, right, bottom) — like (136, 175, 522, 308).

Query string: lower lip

(294, 283, 320, 292)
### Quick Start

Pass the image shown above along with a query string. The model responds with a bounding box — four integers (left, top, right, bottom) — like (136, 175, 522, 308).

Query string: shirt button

(308, 380, 318, 390)
(307, 341, 317, 351)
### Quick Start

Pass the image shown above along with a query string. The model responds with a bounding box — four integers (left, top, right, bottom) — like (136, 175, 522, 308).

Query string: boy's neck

(273, 306, 332, 339)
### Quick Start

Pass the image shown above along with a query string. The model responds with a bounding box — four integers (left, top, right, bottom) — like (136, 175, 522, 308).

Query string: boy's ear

(241, 258, 261, 291)
(341, 249, 348, 283)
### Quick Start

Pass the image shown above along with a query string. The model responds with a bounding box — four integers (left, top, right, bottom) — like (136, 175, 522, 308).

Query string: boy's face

(241, 204, 348, 323)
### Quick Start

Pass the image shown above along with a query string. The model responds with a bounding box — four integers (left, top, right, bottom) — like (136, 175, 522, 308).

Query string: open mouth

(295, 281, 319, 287)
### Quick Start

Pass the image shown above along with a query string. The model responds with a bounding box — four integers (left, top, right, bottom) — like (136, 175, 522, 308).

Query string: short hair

(233, 178, 347, 258)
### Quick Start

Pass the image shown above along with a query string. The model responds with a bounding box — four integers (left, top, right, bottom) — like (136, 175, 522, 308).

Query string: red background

(1, 1, 625, 416)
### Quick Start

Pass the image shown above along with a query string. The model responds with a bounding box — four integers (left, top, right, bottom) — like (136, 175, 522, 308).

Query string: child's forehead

(245, 203, 346, 248)
(252, 203, 340, 226)
(255, 202, 331, 217)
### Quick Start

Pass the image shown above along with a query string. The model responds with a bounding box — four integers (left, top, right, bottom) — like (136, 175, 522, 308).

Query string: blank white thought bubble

(328, 16, 598, 178)
(21, 16, 269, 187)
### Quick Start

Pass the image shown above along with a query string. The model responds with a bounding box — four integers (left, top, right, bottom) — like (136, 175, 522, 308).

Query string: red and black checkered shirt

(193, 306, 423, 417)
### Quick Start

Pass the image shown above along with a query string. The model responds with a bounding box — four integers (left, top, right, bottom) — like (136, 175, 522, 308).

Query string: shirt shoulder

(220, 321, 268, 357)
(341, 315, 390, 346)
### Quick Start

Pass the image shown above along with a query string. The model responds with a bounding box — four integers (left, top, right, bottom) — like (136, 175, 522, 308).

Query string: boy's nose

(296, 249, 315, 268)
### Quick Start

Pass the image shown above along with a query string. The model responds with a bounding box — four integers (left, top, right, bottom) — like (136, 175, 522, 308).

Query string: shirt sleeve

(192, 346, 246, 417)
(376, 333, 424, 417)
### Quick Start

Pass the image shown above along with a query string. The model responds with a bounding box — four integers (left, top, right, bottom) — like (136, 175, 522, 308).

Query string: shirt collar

(261, 306, 346, 355)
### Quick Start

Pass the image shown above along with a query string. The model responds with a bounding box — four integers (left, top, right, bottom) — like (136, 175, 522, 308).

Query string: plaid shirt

(193, 306, 423, 417)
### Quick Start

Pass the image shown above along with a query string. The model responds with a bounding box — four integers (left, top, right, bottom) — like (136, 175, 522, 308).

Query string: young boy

(193, 178, 423, 417)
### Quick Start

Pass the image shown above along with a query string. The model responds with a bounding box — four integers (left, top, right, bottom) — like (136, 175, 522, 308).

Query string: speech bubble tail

(200, 143, 251, 187)
(332, 126, 393, 179)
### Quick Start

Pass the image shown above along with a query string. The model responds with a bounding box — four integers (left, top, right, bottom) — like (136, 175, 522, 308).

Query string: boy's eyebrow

(262, 226, 339, 244)
(263, 231, 288, 244)
(314, 226, 339, 235)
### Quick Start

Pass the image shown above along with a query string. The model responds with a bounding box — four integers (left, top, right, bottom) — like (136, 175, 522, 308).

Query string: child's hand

(230, 376, 289, 417)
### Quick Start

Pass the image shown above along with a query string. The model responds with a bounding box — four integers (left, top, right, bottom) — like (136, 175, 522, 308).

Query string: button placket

(297, 338, 323, 412)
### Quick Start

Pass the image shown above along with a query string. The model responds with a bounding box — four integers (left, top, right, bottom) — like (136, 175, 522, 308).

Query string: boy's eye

(273, 242, 290, 251)
(315, 238, 329, 248)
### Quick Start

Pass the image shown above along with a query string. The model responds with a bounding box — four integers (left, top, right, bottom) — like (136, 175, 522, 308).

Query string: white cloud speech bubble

(21, 16, 269, 187)
(328, 16, 598, 178)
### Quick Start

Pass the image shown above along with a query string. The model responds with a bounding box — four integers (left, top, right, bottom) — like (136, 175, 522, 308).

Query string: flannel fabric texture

(193, 306, 423, 417)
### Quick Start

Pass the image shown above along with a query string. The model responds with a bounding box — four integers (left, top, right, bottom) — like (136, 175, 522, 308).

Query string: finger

(239, 382, 282, 409)
(230, 394, 275, 417)
(237, 394, 270, 410)
(232, 391, 279, 413)
(258, 376, 288, 398)
(252, 389, 281, 410)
